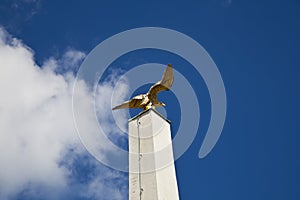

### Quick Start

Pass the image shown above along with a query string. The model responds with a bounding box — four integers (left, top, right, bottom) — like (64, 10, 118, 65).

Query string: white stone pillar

(128, 109, 179, 200)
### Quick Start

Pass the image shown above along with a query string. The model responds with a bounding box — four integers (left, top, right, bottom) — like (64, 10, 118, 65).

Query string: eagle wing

(147, 64, 174, 101)
(112, 95, 144, 110)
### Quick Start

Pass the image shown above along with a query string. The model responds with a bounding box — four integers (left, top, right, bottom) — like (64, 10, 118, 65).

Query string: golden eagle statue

(112, 64, 174, 110)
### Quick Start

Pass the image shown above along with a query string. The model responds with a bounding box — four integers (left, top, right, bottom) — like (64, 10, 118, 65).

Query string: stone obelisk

(128, 108, 179, 200)
(111, 64, 178, 199)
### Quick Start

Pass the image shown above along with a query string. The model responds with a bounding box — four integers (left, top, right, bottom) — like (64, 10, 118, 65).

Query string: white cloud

(96, 70, 129, 135)
(43, 49, 86, 73)
(0, 28, 128, 200)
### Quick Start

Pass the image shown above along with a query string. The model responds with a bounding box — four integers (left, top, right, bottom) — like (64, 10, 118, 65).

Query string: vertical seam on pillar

(137, 117, 143, 200)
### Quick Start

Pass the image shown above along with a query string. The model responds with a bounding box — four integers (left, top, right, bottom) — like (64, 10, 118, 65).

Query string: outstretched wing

(147, 64, 174, 101)
(112, 95, 144, 110)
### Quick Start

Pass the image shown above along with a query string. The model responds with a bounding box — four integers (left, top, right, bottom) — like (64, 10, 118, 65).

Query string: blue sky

(0, 0, 300, 200)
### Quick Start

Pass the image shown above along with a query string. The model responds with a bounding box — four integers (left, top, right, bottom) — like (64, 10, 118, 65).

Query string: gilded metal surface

(112, 64, 174, 111)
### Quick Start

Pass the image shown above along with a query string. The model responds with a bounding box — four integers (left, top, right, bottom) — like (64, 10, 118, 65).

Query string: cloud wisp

(0, 0, 42, 33)
(0, 27, 128, 200)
